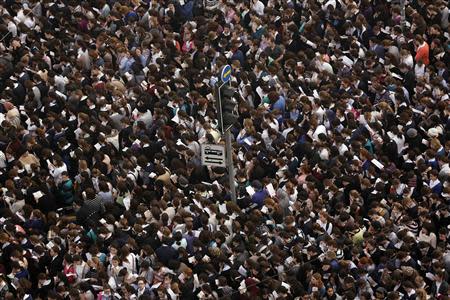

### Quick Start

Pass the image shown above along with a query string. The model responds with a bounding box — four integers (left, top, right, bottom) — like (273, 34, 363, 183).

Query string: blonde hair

(430, 138, 441, 151)
(243, 118, 254, 129)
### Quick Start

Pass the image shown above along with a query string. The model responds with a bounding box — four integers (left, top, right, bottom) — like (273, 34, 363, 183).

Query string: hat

(178, 176, 189, 188)
(406, 128, 417, 138)
(376, 287, 387, 294)
(428, 127, 439, 138)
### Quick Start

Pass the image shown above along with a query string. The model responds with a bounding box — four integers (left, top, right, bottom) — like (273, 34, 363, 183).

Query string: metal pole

(216, 65, 237, 203)
(217, 84, 224, 134)
(400, 0, 406, 30)
(225, 128, 237, 203)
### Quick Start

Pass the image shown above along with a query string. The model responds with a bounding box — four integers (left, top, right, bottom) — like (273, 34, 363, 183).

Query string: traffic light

(216, 85, 238, 133)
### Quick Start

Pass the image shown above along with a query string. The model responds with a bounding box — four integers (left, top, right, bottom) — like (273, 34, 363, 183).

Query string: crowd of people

(0, 0, 449, 299)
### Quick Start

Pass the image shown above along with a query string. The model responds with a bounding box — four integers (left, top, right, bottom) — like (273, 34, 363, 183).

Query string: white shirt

(136, 110, 153, 128)
(318, 61, 334, 74)
(0, 151, 6, 169)
(338, 143, 349, 155)
(319, 148, 330, 160)
(123, 253, 137, 274)
(188, 141, 201, 158)
(439, 163, 450, 178)
(49, 163, 68, 185)
(24, 17, 35, 29)
(7, 21, 17, 37)
(317, 219, 333, 234)
(387, 132, 405, 154)
(315, 106, 326, 124)
(252, 0, 265, 16)
(282, 127, 294, 138)
(75, 262, 89, 280)
(54, 75, 67, 92)
(312, 125, 327, 141)
(322, 0, 336, 10)
(415, 63, 426, 77)
(401, 55, 414, 69)
(429, 179, 441, 189)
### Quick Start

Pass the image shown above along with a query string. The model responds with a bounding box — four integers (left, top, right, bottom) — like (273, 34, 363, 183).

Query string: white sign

(201, 144, 226, 167)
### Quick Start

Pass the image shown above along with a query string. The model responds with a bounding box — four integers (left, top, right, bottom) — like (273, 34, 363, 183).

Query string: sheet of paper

(123, 196, 131, 210)
(371, 159, 384, 170)
(391, 73, 403, 80)
(313, 89, 319, 98)
(341, 55, 354, 67)
(219, 203, 227, 214)
(176, 139, 186, 146)
(266, 183, 276, 197)
(246, 186, 255, 196)
(33, 191, 44, 200)
(46, 241, 55, 249)
(256, 86, 264, 99)
(238, 152, 245, 161)
(15, 212, 25, 222)
(261, 206, 269, 214)
(238, 265, 247, 277)
(150, 282, 162, 290)
(172, 114, 180, 124)
(281, 282, 291, 290)
(204, 207, 212, 216)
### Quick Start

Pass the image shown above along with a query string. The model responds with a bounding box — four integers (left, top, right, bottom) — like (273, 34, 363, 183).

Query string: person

(414, 35, 430, 66)
(58, 171, 74, 206)
(0, 0, 448, 299)
(155, 238, 178, 266)
(136, 277, 152, 298)
(75, 188, 105, 227)
(0, 276, 8, 299)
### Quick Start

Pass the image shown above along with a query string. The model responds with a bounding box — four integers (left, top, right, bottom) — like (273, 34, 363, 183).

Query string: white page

(266, 183, 276, 197)
(246, 186, 255, 196)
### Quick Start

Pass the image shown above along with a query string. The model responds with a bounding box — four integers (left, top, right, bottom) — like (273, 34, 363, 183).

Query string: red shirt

(64, 264, 77, 283)
(415, 42, 430, 65)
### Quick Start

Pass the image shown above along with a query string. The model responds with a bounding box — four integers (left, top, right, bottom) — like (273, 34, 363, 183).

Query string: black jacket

(155, 244, 178, 266)
(76, 197, 105, 227)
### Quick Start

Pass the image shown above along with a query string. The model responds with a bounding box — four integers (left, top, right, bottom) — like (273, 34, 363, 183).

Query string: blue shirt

(431, 181, 443, 195)
(119, 56, 135, 75)
(272, 96, 286, 113)
(252, 189, 268, 207)
(231, 50, 245, 66)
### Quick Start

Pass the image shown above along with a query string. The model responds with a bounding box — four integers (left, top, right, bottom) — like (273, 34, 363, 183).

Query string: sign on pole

(220, 65, 232, 83)
(201, 144, 226, 167)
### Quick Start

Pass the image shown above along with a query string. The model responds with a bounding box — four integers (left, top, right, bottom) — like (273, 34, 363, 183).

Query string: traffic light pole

(217, 84, 224, 135)
(216, 82, 237, 203)
(400, 0, 406, 30)
(225, 128, 237, 203)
